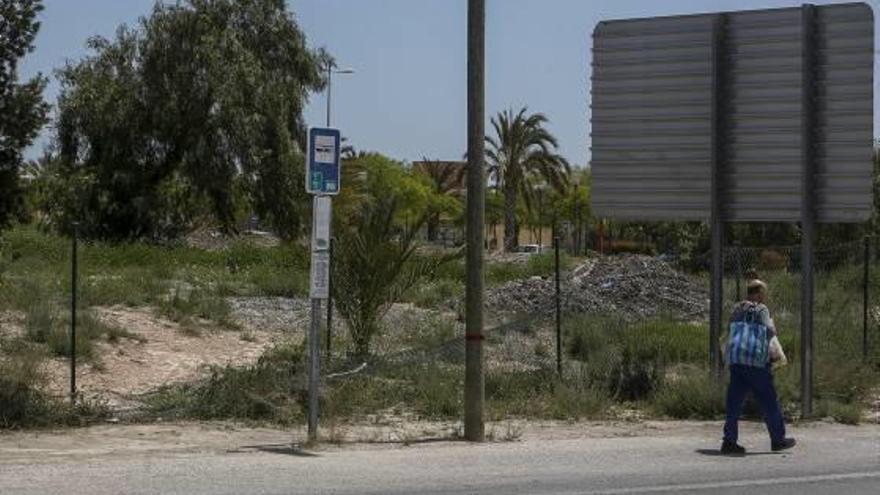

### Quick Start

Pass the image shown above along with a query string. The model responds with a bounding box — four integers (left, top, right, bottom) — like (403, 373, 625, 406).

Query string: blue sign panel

(306, 127, 341, 195)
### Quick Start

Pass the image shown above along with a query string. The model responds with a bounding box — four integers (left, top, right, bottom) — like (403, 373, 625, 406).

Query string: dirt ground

(1, 306, 287, 409)
(0, 301, 458, 411)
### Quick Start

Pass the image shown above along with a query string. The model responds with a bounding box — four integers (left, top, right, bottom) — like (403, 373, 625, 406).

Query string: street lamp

(326, 64, 355, 126)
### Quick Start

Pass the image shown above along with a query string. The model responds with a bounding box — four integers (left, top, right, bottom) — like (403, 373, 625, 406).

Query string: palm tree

(486, 107, 570, 252)
(413, 158, 466, 242)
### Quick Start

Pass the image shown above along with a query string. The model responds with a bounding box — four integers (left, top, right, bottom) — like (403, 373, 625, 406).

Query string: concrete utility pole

(464, 0, 486, 442)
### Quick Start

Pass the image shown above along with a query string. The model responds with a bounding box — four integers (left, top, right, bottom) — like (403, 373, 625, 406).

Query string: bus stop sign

(306, 127, 342, 195)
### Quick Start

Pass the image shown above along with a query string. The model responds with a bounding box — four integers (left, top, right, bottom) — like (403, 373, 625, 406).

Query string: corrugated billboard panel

(591, 3, 873, 223)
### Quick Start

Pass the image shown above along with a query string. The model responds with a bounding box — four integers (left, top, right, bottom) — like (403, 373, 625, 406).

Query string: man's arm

(759, 306, 777, 338)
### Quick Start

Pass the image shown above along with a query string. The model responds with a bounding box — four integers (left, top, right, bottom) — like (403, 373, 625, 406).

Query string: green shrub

(0, 351, 54, 428)
(605, 348, 664, 401)
(158, 287, 236, 329)
(412, 365, 462, 418)
(404, 278, 463, 309)
(565, 315, 707, 401)
(248, 266, 308, 297)
(815, 358, 877, 405)
(24, 303, 128, 360)
(24, 299, 57, 345)
(147, 343, 306, 424)
(547, 383, 608, 420)
(652, 370, 724, 419)
(816, 400, 863, 425)
(483, 252, 570, 287)
(565, 316, 705, 366)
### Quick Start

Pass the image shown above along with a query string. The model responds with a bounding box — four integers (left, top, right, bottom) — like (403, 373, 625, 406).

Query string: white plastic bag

(769, 335, 788, 369)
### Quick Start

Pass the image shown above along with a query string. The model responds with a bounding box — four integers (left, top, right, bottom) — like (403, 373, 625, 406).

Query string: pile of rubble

(486, 255, 709, 321)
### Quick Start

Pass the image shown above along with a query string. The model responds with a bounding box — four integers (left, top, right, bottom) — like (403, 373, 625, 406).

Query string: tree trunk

(426, 214, 440, 242)
(503, 185, 519, 252)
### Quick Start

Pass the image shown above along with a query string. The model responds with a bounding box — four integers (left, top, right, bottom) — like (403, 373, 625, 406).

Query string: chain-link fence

(1, 226, 877, 431)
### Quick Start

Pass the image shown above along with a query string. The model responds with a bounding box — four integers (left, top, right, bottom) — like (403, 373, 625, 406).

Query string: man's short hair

(747, 279, 767, 296)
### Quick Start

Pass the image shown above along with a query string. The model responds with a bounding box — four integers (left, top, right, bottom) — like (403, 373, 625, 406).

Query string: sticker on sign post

(312, 196, 332, 251)
(309, 250, 330, 299)
(306, 127, 342, 195)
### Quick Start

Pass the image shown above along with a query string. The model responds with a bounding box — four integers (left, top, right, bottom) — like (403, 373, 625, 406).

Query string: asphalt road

(1, 422, 878, 494)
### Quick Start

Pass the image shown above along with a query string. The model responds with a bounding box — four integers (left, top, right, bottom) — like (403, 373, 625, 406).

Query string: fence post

(70, 222, 79, 406)
(554, 237, 562, 376)
(327, 237, 334, 359)
(864, 236, 870, 361)
(733, 241, 742, 302)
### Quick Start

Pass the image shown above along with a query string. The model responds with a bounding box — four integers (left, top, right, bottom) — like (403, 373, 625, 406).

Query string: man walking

(721, 279, 797, 455)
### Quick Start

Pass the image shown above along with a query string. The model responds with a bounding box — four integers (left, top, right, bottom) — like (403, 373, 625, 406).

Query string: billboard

(591, 3, 873, 223)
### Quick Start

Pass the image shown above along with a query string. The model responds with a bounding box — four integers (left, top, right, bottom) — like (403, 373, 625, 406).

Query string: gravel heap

(227, 297, 311, 333)
(486, 255, 709, 321)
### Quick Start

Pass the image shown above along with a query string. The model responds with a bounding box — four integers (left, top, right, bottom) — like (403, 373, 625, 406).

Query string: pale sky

(19, 0, 880, 166)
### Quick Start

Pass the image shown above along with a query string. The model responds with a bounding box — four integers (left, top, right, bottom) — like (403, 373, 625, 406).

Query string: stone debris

(227, 297, 311, 334)
(487, 255, 708, 321)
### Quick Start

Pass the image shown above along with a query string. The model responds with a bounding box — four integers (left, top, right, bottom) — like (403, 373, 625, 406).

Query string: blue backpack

(726, 305, 770, 368)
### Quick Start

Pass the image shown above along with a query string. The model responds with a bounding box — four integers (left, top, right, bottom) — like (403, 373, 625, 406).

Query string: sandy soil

(1, 301, 452, 410)
(0, 306, 288, 409)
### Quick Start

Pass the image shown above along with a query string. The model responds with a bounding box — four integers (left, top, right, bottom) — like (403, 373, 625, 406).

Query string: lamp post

(326, 64, 355, 127)
(323, 63, 353, 368)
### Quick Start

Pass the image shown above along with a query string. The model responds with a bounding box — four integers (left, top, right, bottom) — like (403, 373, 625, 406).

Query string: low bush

(651, 369, 724, 420)
(24, 301, 131, 360)
(146, 342, 306, 424)
(0, 351, 55, 428)
(0, 350, 109, 428)
(158, 287, 236, 330)
(545, 382, 608, 420)
(565, 315, 706, 401)
(816, 400, 863, 425)
(403, 278, 463, 309)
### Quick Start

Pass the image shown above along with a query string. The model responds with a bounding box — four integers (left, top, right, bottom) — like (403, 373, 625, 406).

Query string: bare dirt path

(32, 306, 288, 409)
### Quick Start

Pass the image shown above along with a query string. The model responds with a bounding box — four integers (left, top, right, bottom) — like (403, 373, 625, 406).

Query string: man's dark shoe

(771, 438, 797, 452)
(721, 441, 746, 455)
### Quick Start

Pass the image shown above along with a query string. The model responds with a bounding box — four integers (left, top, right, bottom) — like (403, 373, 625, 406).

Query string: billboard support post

(800, 4, 817, 418)
(709, 14, 727, 382)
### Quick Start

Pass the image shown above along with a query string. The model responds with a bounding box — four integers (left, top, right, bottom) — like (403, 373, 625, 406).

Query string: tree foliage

(486, 107, 570, 251)
(413, 159, 466, 241)
(332, 153, 459, 357)
(0, 0, 49, 232)
(50, 0, 327, 240)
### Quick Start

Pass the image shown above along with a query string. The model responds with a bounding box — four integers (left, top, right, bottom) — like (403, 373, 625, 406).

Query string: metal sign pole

(307, 296, 322, 441)
(304, 127, 340, 443)
(307, 196, 333, 443)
